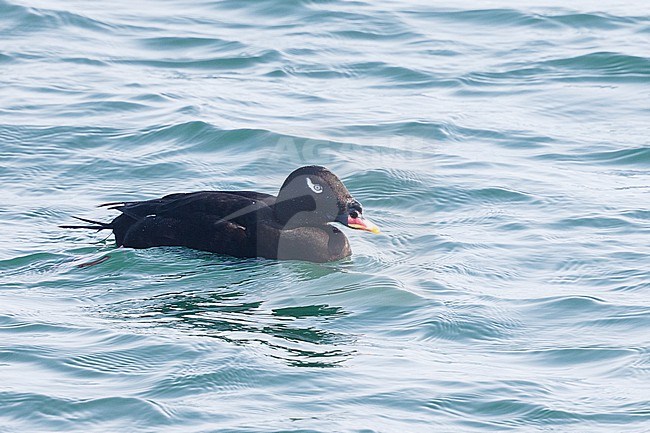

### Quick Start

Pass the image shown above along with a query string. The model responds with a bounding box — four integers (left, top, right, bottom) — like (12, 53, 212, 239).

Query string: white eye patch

(306, 177, 323, 194)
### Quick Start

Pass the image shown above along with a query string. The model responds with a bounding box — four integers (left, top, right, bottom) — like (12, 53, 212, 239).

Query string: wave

(406, 7, 642, 31)
(458, 51, 649, 88)
(114, 50, 282, 71)
(0, 1, 115, 34)
(537, 147, 650, 167)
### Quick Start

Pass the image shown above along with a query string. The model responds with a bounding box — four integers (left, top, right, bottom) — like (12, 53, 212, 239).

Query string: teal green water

(1, 0, 649, 431)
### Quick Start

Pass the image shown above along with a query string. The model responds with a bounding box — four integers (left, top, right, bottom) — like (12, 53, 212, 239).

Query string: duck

(61, 165, 380, 262)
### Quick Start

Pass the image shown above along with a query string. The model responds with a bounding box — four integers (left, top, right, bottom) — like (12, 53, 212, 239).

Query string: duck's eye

(349, 210, 359, 219)
(306, 177, 323, 194)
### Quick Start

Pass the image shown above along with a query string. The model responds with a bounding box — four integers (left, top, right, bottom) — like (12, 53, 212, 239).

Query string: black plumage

(61, 166, 379, 262)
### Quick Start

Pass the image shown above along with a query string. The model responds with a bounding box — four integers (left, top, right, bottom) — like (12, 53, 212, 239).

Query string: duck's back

(109, 190, 276, 257)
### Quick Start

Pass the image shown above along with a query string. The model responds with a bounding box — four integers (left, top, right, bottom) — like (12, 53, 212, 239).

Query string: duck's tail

(60, 216, 112, 231)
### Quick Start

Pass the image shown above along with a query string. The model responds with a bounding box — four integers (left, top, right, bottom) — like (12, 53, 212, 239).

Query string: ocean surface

(1, 0, 649, 431)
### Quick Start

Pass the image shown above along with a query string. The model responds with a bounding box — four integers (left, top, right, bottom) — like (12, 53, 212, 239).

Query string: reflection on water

(105, 284, 354, 368)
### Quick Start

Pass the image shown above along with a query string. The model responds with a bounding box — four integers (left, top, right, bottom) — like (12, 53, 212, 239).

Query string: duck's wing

(104, 191, 273, 225)
(105, 191, 275, 255)
(220, 191, 276, 207)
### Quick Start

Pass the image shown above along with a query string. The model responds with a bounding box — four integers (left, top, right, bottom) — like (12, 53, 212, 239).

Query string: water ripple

(1, 0, 649, 431)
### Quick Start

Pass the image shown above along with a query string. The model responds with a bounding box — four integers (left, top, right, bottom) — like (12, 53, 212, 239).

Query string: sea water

(1, 0, 649, 431)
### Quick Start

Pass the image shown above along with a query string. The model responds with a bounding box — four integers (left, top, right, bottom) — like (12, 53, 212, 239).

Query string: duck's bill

(347, 216, 381, 234)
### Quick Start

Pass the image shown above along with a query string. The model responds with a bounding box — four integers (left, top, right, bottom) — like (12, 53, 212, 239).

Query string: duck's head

(274, 165, 380, 234)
